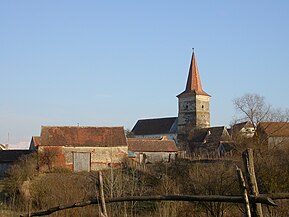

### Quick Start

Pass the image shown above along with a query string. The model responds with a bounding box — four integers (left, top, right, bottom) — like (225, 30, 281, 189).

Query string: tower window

(202, 105, 204, 109)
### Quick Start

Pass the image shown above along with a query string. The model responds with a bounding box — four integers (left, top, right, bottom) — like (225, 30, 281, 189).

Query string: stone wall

(178, 95, 197, 135)
(195, 94, 210, 128)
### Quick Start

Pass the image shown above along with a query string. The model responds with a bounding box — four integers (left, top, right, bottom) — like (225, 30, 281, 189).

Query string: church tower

(177, 51, 210, 139)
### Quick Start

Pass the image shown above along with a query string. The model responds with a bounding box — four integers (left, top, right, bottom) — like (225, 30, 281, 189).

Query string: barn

(38, 126, 128, 172)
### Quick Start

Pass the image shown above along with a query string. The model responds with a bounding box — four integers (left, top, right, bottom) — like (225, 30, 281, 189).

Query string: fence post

(99, 171, 108, 217)
(236, 166, 251, 217)
(242, 149, 263, 217)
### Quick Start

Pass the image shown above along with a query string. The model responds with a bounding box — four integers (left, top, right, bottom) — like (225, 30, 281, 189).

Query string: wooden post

(99, 171, 108, 217)
(242, 149, 263, 217)
(236, 166, 251, 217)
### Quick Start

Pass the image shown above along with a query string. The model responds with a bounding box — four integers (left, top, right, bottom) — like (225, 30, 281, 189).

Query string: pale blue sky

(1, 1, 289, 145)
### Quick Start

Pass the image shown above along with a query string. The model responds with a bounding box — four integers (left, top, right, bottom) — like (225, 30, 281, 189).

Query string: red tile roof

(177, 51, 210, 97)
(258, 122, 289, 137)
(40, 126, 127, 147)
(128, 138, 178, 152)
(132, 117, 177, 135)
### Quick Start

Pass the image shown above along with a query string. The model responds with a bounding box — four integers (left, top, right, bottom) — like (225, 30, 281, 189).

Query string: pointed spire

(181, 50, 210, 96)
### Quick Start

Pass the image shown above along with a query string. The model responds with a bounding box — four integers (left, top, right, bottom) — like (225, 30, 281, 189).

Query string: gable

(32, 136, 41, 146)
(235, 121, 253, 129)
(30, 136, 41, 150)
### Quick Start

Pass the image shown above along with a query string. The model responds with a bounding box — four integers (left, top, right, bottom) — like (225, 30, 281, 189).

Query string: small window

(202, 105, 204, 109)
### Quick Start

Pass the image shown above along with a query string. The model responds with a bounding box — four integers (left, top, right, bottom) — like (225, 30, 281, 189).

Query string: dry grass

(1, 150, 288, 217)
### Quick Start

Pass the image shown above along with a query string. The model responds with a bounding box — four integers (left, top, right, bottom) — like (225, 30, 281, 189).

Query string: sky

(1, 1, 289, 147)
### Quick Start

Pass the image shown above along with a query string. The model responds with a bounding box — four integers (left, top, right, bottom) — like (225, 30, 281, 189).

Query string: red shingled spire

(182, 51, 209, 96)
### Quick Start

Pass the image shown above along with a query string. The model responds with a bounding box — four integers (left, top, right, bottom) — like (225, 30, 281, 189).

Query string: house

(38, 126, 128, 172)
(229, 121, 255, 138)
(127, 138, 178, 163)
(188, 126, 234, 157)
(131, 117, 178, 140)
(0, 150, 33, 178)
(256, 122, 289, 149)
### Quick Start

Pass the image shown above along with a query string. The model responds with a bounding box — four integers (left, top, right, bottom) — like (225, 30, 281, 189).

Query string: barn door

(73, 152, 91, 172)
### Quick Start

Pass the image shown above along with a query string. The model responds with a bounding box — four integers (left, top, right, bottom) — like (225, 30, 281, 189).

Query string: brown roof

(258, 122, 289, 137)
(40, 126, 127, 147)
(31, 136, 41, 146)
(128, 138, 178, 152)
(177, 51, 210, 97)
(132, 117, 177, 135)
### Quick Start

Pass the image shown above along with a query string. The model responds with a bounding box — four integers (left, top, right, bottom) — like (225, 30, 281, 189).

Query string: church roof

(132, 117, 177, 135)
(177, 51, 210, 97)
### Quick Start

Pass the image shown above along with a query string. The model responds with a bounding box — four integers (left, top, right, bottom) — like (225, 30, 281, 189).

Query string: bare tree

(233, 93, 271, 128)
(267, 107, 289, 122)
(38, 148, 59, 171)
(233, 93, 289, 129)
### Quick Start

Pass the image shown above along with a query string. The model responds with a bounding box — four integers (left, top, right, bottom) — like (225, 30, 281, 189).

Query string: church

(132, 51, 233, 154)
